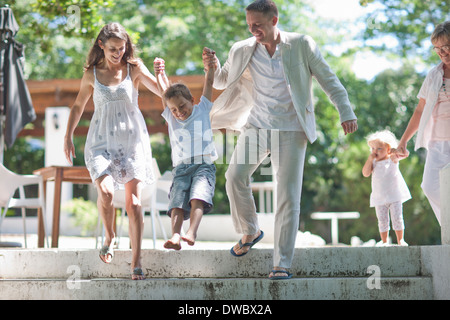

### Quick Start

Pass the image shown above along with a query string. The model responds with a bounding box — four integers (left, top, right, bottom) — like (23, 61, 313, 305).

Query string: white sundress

(370, 158, 411, 207)
(84, 63, 154, 189)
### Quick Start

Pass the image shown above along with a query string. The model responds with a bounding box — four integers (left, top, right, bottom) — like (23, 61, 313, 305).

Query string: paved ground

(0, 234, 275, 250)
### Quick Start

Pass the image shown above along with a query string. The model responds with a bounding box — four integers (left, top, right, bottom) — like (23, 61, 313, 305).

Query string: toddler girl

(362, 130, 411, 246)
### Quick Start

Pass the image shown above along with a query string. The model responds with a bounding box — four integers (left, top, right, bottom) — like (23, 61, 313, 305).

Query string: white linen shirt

(247, 42, 301, 130)
(370, 158, 411, 207)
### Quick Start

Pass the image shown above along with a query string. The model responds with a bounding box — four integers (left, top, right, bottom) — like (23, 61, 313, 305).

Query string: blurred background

(1, 0, 448, 245)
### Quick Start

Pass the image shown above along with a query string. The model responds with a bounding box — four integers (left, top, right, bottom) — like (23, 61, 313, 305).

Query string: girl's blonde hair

(84, 22, 140, 71)
(366, 130, 399, 149)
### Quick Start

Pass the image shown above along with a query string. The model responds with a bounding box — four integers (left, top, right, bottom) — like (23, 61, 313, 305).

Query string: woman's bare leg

(125, 179, 145, 280)
(96, 175, 116, 263)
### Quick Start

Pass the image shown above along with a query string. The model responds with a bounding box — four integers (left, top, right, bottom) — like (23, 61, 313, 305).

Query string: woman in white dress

(64, 23, 164, 280)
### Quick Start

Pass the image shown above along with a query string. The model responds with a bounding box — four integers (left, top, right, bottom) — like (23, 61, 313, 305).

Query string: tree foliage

(360, 0, 450, 64)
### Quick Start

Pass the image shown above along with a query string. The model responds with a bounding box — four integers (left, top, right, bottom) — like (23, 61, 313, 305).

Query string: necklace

(443, 65, 449, 99)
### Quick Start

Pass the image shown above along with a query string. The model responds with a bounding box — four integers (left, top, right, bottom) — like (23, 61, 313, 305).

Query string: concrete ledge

(0, 246, 426, 279)
(0, 277, 433, 300)
(420, 245, 450, 299)
(440, 164, 450, 245)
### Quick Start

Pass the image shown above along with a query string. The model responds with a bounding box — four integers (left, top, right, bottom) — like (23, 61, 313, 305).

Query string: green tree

(1, 0, 114, 79)
(5, 0, 328, 79)
(360, 0, 449, 64)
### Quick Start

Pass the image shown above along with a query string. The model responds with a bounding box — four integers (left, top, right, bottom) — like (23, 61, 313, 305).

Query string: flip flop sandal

(230, 230, 264, 257)
(99, 239, 115, 264)
(269, 269, 293, 280)
(132, 267, 145, 280)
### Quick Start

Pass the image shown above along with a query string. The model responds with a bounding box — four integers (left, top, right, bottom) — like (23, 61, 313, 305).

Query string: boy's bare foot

(181, 233, 196, 246)
(164, 234, 182, 250)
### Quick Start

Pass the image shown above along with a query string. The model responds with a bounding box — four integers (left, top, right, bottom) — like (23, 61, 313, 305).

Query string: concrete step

(1, 246, 440, 300)
(0, 277, 433, 300)
(0, 246, 429, 279)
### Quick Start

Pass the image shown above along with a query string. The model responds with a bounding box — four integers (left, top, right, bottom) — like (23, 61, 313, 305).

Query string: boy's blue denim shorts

(167, 161, 216, 220)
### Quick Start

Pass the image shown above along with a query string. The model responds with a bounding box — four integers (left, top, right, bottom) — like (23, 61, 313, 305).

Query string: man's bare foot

(164, 234, 182, 250)
(230, 230, 263, 256)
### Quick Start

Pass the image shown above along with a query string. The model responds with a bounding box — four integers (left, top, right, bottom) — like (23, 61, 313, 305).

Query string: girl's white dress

(370, 158, 411, 207)
(84, 64, 154, 189)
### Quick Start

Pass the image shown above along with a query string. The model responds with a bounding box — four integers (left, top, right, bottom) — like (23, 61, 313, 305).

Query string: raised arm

(132, 60, 162, 97)
(202, 46, 226, 90)
(202, 47, 216, 101)
(362, 153, 375, 177)
(153, 57, 170, 95)
(64, 69, 94, 164)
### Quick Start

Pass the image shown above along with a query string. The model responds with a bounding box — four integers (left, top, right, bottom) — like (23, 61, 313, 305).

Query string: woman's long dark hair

(84, 22, 140, 70)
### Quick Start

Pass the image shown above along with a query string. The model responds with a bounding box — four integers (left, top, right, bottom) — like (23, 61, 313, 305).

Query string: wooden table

(33, 166, 92, 248)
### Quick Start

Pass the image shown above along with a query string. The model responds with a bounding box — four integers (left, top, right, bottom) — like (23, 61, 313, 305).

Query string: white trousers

(225, 123, 308, 268)
(422, 140, 450, 225)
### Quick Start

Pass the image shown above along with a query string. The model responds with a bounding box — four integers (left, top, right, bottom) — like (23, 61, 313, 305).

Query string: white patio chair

(148, 169, 172, 244)
(0, 163, 49, 248)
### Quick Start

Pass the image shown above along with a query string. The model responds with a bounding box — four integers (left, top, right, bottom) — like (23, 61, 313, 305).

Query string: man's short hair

(246, 0, 278, 18)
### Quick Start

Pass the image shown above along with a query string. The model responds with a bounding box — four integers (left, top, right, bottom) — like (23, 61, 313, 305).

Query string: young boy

(154, 48, 217, 250)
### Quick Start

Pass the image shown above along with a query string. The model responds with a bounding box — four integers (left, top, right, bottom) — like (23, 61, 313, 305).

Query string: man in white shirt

(204, 0, 358, 279)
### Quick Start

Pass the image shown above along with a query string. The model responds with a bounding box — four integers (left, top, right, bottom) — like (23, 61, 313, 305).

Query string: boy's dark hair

(163, 83, 193, 105)
(246, 0, 278, 18)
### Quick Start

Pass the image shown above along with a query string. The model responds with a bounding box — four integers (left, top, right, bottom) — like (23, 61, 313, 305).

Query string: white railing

(311, 211, 360, 245)
(251, 181, 276, 213)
